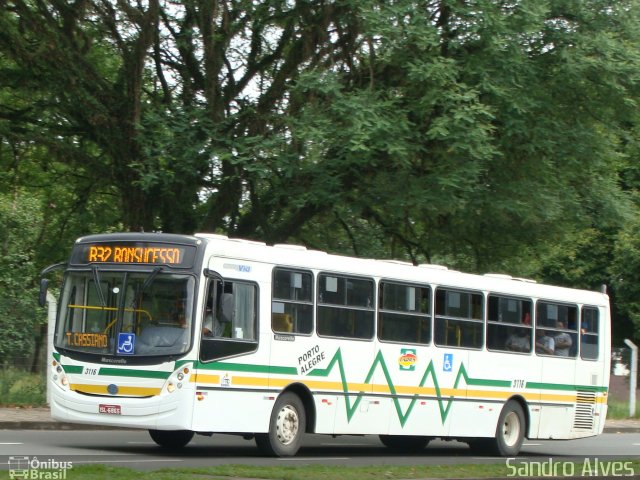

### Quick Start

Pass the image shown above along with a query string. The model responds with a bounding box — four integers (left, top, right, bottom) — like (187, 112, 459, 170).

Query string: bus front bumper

(50, 385, 194, 430)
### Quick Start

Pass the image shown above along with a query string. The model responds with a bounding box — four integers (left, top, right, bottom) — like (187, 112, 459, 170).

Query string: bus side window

(378, 281, 431, 345)
(580, 306, 599, 360)
(536, 301, 578, 358)
(434, 288, 483, 349)
(487, 295, 532, 354)
(272, 268, 313, 335)
(200, 280, 258, 362)
(317, 273, 374, 340)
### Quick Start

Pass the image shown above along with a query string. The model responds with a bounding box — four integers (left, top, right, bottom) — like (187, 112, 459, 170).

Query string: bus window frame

(433, 286, 484, 350)
(199, 277, 260, 363)
(534, 299, 579, 358)
(316, 272, 375, 341)
(377, 279, 432, 346)
(271, 267, 314, 336)
(486, 293, 533, 355)
(580, 305, 600, 361)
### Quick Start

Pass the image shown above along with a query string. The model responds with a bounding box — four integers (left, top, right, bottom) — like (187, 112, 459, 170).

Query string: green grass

(1, 461, 639, 480)
(607, 399, 639, 419)
(0, 368, 46, 406)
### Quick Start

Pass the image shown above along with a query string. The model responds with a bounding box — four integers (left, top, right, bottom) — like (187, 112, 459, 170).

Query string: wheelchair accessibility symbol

(117, 333, 135, 355)
(443, 353, 453, 372)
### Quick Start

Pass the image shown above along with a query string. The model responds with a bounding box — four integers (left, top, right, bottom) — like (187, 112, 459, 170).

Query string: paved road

(0, 430, 638, 471)
(2, 407, 640, 432)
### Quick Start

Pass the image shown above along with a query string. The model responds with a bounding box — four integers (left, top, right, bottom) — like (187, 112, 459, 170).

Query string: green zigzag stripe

(307, 349, 608, 425)
(308, 348, 510, 425)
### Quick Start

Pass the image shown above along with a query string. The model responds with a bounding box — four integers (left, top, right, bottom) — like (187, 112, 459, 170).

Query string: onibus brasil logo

(8, 456, 72, 479)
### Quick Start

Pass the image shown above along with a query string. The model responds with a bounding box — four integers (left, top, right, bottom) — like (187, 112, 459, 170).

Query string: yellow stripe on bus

(191, 374, 220, 384)
(70, 384, 161, 396)
(190, 373, 608, 406)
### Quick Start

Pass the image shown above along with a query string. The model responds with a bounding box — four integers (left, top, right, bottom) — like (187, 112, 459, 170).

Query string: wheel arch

(280, 382, 316, 433)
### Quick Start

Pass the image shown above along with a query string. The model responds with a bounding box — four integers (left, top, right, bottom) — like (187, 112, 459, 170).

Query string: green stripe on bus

(61, 364, 171, 379)
(63, 365, 83, 374)
(194, 361, 297, 375)
(98, 368, 171, 379)
(526, 381, 608, 393)
(308, 349, 511, 425)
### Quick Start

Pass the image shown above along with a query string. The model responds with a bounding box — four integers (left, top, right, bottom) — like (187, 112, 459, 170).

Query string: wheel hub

(276, 405, 299, 445)
(502, 411, 521, 447)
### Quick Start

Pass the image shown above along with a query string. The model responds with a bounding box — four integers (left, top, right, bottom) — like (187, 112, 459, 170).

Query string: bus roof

(195, 233, 608, 307)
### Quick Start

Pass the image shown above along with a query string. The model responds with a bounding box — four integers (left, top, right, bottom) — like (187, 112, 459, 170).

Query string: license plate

(99, 404, 121, 415)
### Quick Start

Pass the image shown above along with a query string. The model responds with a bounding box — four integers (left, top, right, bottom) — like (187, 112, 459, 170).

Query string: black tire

(471, 400, 525, 456)
(255, 392, 306, 457)
(379, 435, 430, 452)
(148, 429, 194, 449)
(495, 400, 525, 456)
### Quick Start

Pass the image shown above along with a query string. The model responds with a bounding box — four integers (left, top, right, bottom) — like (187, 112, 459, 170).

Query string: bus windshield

(54, 270, 195, 357)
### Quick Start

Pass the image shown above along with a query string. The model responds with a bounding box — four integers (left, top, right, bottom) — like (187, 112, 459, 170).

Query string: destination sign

(71, 241, 197, 267)
(66, 332, 108, 348)
(88, 245, 183, 264)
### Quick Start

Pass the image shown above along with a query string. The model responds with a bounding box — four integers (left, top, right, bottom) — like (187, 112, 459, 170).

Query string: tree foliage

(0, 190, 42, 365)
(0, 0, 640, 350)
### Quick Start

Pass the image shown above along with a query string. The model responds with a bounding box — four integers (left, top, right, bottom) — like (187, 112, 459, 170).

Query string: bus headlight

(51, 360, 70, 391)
(163, 363, 192, 394)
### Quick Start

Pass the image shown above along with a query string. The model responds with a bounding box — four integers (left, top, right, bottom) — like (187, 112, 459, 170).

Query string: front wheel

(148, 429, 194, 449)
(255, 392, 306, 457)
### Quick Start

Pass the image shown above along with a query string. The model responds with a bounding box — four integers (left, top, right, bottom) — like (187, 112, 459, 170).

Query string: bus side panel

(268, 336, 339, 435)
(192, 332, 274, 434)
(536, 356, 577, 439)
(448, 349, 504, 438)
(310, 392, 338, 435)
(377, 344, 448, 437)
(325, 339, 379, 434)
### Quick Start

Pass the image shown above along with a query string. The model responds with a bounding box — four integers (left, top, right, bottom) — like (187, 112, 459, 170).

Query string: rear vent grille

(573, 390, 596, 430)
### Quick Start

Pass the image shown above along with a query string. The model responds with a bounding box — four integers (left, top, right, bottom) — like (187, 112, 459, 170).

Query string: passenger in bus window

(553, 321, 572, 356)
(535, 330, 555, 355)
(203, 306, 214, 337)
(202, 292, 232, 337)
(506, 328, 531, 352)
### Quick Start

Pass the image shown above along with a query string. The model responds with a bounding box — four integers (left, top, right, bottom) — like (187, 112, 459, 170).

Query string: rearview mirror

(38, 278, 49, 307)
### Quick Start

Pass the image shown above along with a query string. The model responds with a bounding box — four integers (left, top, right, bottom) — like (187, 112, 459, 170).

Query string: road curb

(603, 426, 640, 434)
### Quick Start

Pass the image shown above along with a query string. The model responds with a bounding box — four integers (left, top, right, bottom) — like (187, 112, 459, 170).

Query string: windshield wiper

(91, 265, 107, 307)
(130, 266, 163, 308)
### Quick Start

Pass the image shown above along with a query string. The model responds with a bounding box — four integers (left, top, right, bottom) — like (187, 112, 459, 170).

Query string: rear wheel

(494, 401, 525, 456)
(379, 435, 430, 452)
(468, 400, 525, 456)
(255, 392, 306, 457)
(148, 429, 194, 449)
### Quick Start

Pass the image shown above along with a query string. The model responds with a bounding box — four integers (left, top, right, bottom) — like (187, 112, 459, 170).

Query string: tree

(1, 0, 640, 350)
(0, 0, 164, 230)
(0, 188, 42, 367)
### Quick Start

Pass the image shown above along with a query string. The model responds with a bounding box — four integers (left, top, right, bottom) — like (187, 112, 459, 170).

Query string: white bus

(40, 233, 610, 456)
